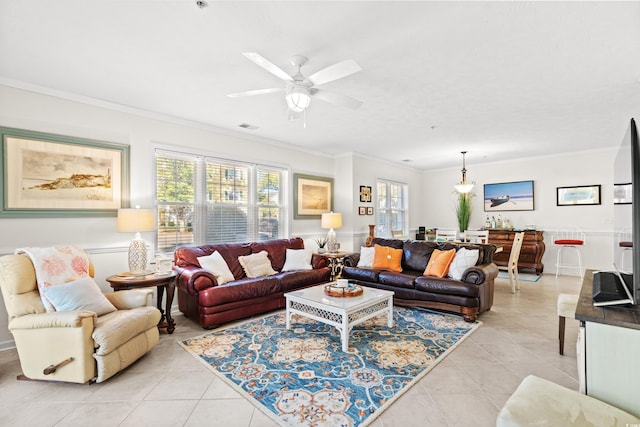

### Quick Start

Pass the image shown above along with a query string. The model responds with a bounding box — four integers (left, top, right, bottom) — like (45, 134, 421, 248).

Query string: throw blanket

(15, 245, 91, 311)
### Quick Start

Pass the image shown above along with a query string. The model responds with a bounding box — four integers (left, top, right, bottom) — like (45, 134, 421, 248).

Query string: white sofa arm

(104, 289, 154, 309)
(9, 310, 96, 330)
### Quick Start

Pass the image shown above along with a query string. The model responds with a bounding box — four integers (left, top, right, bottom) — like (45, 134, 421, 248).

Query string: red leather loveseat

(173, 238, 331, 328)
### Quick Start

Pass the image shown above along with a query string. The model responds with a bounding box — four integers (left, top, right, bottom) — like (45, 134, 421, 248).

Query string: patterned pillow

(423, 249, 457, 278)
(447, 247, 480, 280)
(198, 251, 235, 285)
(16, 245, 91, 312)
(238, 251, 277, 278)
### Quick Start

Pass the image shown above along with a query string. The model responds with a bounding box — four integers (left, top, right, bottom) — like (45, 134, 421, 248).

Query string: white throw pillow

(44, 277, 117, 316)
(197, 251, 235, 285)
(238, 251, 277, 278)
(447, 247, 480, 281)
(357, 246, 376, 268)
(282, 249, 313, 271)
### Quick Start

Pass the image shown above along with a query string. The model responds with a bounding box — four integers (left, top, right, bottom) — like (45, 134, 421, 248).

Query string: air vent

(238, 123, 259, 131)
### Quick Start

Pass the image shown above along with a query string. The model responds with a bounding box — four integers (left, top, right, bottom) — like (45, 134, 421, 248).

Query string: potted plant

(455, 192, 473, 235)
(315, 237, 328, 254)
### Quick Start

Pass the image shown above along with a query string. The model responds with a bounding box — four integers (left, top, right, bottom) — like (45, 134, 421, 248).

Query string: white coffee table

(284, 284, 394, 352)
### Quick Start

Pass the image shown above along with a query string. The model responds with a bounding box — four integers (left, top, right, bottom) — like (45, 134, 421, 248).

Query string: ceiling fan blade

(242, 52, 293, 82)
(312, 89, 363, 110)
(227, 88, 283, 98)
(308, 59, 362, 86)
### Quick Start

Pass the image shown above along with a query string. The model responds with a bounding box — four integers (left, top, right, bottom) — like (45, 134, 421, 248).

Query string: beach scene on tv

(484, 181, 534, 211)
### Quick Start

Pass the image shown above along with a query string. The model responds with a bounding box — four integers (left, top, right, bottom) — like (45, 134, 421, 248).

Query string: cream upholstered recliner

(0, 253, 161, 383)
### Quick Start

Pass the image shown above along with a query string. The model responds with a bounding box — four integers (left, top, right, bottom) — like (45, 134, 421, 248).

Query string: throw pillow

(282, 249, 313, 271)
(357, 246, 375, 268)
(197, 251, 235, 285)
(44, 277, 117, 316)
(372, 244, 403, 272)
(238, 250, 277, 278)
(447, 247, 480, 280)
(424, 248, 457, 278)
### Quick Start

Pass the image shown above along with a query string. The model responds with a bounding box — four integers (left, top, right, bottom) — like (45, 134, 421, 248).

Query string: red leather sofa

(173, 237, 331, 328)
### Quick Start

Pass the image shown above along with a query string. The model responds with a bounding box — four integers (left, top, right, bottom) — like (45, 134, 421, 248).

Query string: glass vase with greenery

(456, 192, 473, 232)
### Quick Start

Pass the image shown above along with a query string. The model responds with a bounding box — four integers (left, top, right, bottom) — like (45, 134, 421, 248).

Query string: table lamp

(117, 206, 156, 274)
(321, 211, 342, 253)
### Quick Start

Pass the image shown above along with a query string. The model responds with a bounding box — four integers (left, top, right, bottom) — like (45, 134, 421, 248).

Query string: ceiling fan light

(285, 86, 311, 112)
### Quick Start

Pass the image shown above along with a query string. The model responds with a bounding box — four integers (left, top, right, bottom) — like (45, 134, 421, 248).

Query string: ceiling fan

(227, 53, 363, 117)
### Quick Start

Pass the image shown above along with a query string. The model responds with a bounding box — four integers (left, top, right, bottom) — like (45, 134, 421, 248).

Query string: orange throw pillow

(424, 248, 457, 278)
(372, 244, 403, 272)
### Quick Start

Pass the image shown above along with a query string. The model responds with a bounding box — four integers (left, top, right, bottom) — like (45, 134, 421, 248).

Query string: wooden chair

(435, 228, 457, 242)
(465, 229, 489, 243)
(503, 231, 524, 293)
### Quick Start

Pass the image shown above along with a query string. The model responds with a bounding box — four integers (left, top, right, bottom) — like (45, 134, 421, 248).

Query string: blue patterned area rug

(179, 307, 480, 427)
(497, 271, 541, 282)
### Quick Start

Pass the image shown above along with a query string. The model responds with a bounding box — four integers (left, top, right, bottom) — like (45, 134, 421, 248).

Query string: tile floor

(0, 273, 583, 427)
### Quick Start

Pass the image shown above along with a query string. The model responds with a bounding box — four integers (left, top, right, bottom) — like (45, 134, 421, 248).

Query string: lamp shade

(321, 212, 342, 229)
(117, 208, 156, 233)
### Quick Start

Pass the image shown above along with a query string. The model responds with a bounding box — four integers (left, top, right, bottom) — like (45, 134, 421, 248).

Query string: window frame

(155, 149, 288, 253)
(375, 178, 409, 238)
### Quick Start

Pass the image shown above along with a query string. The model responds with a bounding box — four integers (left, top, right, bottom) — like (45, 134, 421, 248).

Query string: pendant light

(454, 151, 475, 193)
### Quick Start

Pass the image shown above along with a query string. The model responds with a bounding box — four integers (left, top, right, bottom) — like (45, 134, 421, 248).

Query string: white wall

(351, 154, 424, 249)
(421, 149, 618, 275)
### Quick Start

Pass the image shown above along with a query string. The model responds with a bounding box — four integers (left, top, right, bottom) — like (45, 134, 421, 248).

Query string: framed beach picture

(293, 173, 333, 219)
(556, 184, 601, 206)
(484, 180, 534, 211)
(0, 126, 130, 218)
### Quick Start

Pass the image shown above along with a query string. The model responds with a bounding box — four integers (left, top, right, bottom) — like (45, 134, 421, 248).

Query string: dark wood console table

(487, 229, 545, 274)
(106, 271, 177, 334)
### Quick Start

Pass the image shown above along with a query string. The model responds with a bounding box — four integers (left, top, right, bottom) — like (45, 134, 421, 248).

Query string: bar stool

(553, 231, 585, 278)
(557, 293, 579, 355)
(619, 241, 633, 270)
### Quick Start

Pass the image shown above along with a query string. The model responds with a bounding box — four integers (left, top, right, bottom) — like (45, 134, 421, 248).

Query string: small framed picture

(359, 185, 372, 203)
(556, 184, 601, 206)
(358, 206, 366, 215)
(614, 183, 632, 204)
(367, 207, 374, 215)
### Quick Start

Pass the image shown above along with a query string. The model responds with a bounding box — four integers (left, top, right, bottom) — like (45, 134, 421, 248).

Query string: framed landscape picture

(483, 180, 534, 211)
(556, 184, 601, 206)
(293, 173, 333, 219)
(0, 126, 130, 218)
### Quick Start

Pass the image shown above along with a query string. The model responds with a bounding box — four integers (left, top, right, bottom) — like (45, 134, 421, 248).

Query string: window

(156, 150, 287, 253)
(376, 179, 409, 237)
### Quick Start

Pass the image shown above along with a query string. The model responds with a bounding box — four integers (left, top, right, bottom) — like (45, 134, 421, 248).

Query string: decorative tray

(324, 283, 363, 297)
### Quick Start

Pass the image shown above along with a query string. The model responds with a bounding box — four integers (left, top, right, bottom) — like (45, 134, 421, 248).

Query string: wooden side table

(317, 252, 356, 281)
(106, 271, 177, 334)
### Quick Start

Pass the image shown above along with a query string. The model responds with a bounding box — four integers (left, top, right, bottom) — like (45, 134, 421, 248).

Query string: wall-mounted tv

(613, 118, 639, 305)
(483, 180, 534, 212)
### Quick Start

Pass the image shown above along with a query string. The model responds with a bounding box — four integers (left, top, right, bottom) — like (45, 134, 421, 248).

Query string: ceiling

(1, 1, 639, 170)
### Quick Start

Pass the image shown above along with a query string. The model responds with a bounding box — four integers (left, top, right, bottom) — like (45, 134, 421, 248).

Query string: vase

(365, 224, 375, 247)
